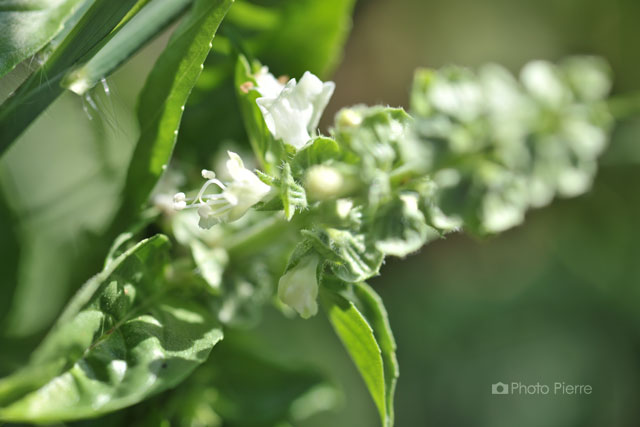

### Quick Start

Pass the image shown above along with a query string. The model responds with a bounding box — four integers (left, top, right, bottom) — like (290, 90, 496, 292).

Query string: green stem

(608, 92, 640, 120)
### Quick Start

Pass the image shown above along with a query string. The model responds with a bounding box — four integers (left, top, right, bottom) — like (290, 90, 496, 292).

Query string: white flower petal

(256, 69, 335, 149)
(254, 66, 286, 98)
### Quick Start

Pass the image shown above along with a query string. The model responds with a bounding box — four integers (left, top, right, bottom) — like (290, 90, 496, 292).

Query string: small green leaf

(0, 235, 224, 423)
(320, 287, 387, 427)
(0, 0, 86, 77)
(117, 0, 233, 221)
(280, 162, 307, 221)
(291, 136, 342, 173)
(303, 227, 383, 283)
(372, 192, 437, 257)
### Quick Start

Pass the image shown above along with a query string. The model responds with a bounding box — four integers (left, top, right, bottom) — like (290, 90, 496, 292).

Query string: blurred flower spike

(173, 151, 271, 229)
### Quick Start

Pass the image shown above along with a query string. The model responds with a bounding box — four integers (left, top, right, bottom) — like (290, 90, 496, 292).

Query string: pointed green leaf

(118, 0, 233, 221)
(352, 282, 399, 427)
(280, 162, 307, 221)
(320, 287, 387, 427)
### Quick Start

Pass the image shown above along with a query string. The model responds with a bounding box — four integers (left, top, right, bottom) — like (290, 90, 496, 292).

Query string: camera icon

(492, 382, 509, 395)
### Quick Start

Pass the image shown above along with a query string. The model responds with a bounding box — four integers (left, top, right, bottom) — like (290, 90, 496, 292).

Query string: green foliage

(247, 0, 357, 78)
(234, 55, 281, 170)
(352, 282, 399, 427)
(177, 0, 356, 162)
(0, 0, 140, 151)
(321, 284, 395, 427)
(0, 0, 86, 77)
(0, 1, 627, 425)
(0, 235, 223, 423)
(61, 0, 193, 95)
(73, 338, 335, 426)
(119, 0, 233, 220)
(279, 162, 308, 221)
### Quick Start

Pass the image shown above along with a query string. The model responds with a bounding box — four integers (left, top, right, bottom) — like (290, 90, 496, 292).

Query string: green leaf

(303, 227, 383, 283)
(176, 0, 357, 162)
(291, 136, 342, 173)
(0, 0, 86, 78)
(77, 338, 336, 426)
(333, 106, 417, 175)
(251, 0, 357, 78)
(61, 0, 193, 95)
(118, 0, 233, 221)
(280, 162, 307, 221)
(320, 287, 388, 427)
(0, 0, 140, 153)
(352, 282, 398, 427)
(0, 235, 224, 423)
(0, 235, 168, 406)
(372, 192, 437, 257)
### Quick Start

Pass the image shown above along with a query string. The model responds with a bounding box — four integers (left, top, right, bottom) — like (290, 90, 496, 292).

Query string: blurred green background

(1, 0, 640, 426)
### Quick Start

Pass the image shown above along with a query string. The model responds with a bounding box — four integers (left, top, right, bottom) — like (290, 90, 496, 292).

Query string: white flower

(278, 255, 320, 319)
(255, 69, 335, 149)
(254, 66, 286, 98)
(173, 151, 271, 229)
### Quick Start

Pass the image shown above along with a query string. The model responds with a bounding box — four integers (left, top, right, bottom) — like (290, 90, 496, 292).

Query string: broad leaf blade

(119, 0, 234, 220)
(280, 162, 307, 221)
(320, 288, 387, 427)
(0, 300, 222, 423)
(0, 0, 86, 77)
(0, 235, 224, 423)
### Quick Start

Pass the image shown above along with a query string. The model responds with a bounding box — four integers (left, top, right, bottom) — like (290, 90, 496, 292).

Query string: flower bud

(336, 108, 362, 127)
(278, 255, 320, 319)
(305, 165, 344, 201)
(173, 192, 187, 210)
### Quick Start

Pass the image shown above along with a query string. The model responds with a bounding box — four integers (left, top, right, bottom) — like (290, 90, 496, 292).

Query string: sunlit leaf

(61, 0, 193, 95)
(117, 0, 234, 223)
(320, 287, 388, 427)
(0, 235, 223, 423)
(0, 0, 140, 153)
(0, 0, 86, 78)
